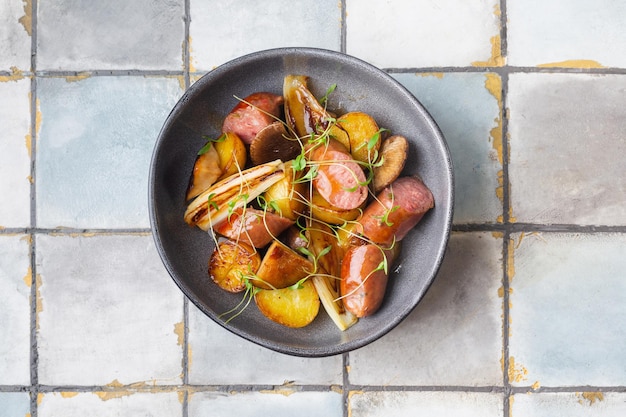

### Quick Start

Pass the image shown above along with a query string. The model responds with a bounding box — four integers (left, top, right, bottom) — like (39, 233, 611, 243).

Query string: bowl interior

(149, 48, 453, 357)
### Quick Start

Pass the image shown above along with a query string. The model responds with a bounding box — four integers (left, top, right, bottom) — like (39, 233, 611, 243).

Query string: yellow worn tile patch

(65, 72, 91, 82)
(508, 356, 528, 383)
(418, 72, 444, 79)
(60, 392, 79, 398)
(507, 237, 516, 281)
(35, 273, 43, 329)
(530, 380, 541, 390)
(173, 322, 184, 346)
(472, 35, 505, 67)
(0, 67, 26, 82)
(189, 36, 196, 73)
(260, 388, 296, 397)
(19, 0, 33, 36)
(537, 60, 605, 69)
(577, 391, 604, 405)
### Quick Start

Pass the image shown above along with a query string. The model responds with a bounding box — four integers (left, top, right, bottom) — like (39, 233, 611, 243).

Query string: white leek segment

(312, 275, 357, 331)
(184, 159, 285, 231)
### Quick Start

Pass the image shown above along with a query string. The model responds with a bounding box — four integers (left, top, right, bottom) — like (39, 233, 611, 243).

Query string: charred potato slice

(337, 111, 381, 163)
(255, 279, 320, 328)
(209, 240, 261, 293)
(253, 240, 314, 290)
(215, 132, 247, 180)
(372, 135, 409, 193)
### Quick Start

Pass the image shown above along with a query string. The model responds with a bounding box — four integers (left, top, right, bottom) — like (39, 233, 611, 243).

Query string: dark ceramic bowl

(149, 47, 453, 357)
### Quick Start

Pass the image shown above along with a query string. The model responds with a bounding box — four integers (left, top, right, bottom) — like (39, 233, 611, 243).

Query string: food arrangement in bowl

(149, 48, 453, 356)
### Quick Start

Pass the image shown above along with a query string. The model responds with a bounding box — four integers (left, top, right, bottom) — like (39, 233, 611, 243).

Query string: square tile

(37, 0, 185, 71)
(509, 232, 626, 387)
(508, 73, 626, 225)
(349, 232, 503, 386)
(0, 0, 31, 72)
(189, 0, 341, 71)
(36, 76, 182, 229)
(511, 392, 626, 417)
(507, 0, 626, 68)
(348, 391, 503, 417)
(188, 303, 343, 385)
(0, 78, 31, 228)
(393, 73, 503, 224)
(0, 235, 31, 385)
(346, 0, 501, 68)
(189, 391, 343, 417)
(36, 234, 184, 386)
(38, 392, 182, 417)
(0, 392, 31, 417)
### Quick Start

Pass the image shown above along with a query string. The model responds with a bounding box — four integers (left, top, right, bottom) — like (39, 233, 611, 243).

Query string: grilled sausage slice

(340, 244, 388, 317)
(358, 176, 434, 246)
(222, 92, 284, 145)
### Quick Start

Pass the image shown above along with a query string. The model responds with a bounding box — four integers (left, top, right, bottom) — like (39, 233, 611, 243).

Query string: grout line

(29, 1, 39, 416)
(342, 353, 350, 417)
(340, 0, 347, 54)
(182, 2, 191, 416)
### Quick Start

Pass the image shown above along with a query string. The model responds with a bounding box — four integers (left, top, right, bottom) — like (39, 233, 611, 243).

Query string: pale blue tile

(36, 76, 182, 229)
(38, 392, 182, 417)
(0, 235, 31, 385)
(349, 232, 503, 386)
(346, 0, 501, 68)
(0, 392, 30, 417)
(509, 233, 626, 387)
(189, 391, 343, 417)
(188, 303, 343, 385)
(508, 0, 626, 67)
(349, 391, 503, 417)
(0, 0, 31, 71)
(512, 392, 626, 417)
(508, 73, 626, 225)
(190, 0, 341, 70)
(393, 73, 503, 224)
(37, 0, 185, 71)
(0, 78, 31, 228)
(36, 234, 184, 386)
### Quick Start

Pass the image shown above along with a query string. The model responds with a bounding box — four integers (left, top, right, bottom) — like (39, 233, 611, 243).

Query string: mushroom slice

(184, 159, 285, 231)
(372, 135, 409, 193)
(250, 121, 301, 166)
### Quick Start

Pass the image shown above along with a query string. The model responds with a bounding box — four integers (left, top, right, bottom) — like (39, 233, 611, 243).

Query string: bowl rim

(149, 47, 454, 357)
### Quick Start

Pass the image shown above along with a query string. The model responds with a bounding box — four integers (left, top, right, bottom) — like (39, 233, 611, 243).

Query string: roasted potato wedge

(215, 132, 247, 180)
(372, 135, 409, 193)
(263, 160, 308, 221)
(337, 111, 381, 163)
(186, 144, 223, 201)
(209, 240, 261, 293)
(255, 279, 320, 328)
(253, 240, 314, 290)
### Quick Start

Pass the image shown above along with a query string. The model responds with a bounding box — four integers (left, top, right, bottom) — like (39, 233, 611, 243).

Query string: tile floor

(1, 0, 625, 416)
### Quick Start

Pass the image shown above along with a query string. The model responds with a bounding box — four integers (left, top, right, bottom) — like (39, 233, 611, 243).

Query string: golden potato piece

(215, 132, 247, 180)
(209, 240, 260, 293)
(372, 135, 409, 193)
(310, 189, 362, 225)
(263, 160, 308, 221)
(337, 111, 381, 163)
(255, 279, 320, 328)
(253, 240, 314, 290)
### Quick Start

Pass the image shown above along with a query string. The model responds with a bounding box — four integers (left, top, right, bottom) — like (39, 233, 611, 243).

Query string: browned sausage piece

(359, 176, 434, 246)
(222, 92, 284, 145)
(340, 244, 388, 317)
(213, 207, 294, 248)
(310, 139, 368, 211)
